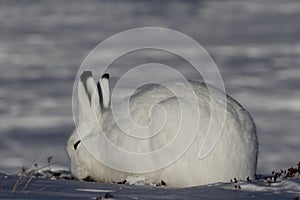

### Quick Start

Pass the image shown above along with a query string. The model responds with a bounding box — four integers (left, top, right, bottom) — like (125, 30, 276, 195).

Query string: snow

(0, 173, 299, 199)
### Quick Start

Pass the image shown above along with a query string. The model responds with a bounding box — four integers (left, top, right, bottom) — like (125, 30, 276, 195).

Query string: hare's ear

(77, 71, 100, 122)
(98, 73, 110, 109)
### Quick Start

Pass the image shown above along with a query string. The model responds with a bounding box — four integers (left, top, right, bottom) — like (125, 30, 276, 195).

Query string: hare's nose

(74, 140, 81, 150)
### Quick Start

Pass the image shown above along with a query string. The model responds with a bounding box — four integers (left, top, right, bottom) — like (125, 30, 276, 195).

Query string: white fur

(67, 71, 258, 187)
(100, 74, 110, 109)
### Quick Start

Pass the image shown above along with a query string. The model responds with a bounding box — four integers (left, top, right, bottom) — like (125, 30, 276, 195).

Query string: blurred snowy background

(0, 0, 299, 175)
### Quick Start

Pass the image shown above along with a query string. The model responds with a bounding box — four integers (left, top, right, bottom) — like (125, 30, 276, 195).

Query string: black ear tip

(80, 71, 93, 82)
(101, 73, 110, 79)
(82, 71, 93, 76)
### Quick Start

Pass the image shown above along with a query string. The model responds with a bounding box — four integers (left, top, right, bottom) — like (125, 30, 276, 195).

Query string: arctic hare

(67, 71, 258, 187)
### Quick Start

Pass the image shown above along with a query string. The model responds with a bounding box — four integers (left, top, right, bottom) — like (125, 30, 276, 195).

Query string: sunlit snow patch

(76, 188, 114, 193)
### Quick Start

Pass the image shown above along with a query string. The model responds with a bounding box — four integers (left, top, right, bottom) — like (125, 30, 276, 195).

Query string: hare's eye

(74, 140, 81, 150)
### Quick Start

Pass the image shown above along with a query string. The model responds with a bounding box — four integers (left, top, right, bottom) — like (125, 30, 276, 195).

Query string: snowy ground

(0, 0, 300, 198)
(0, 171, 299, 199)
